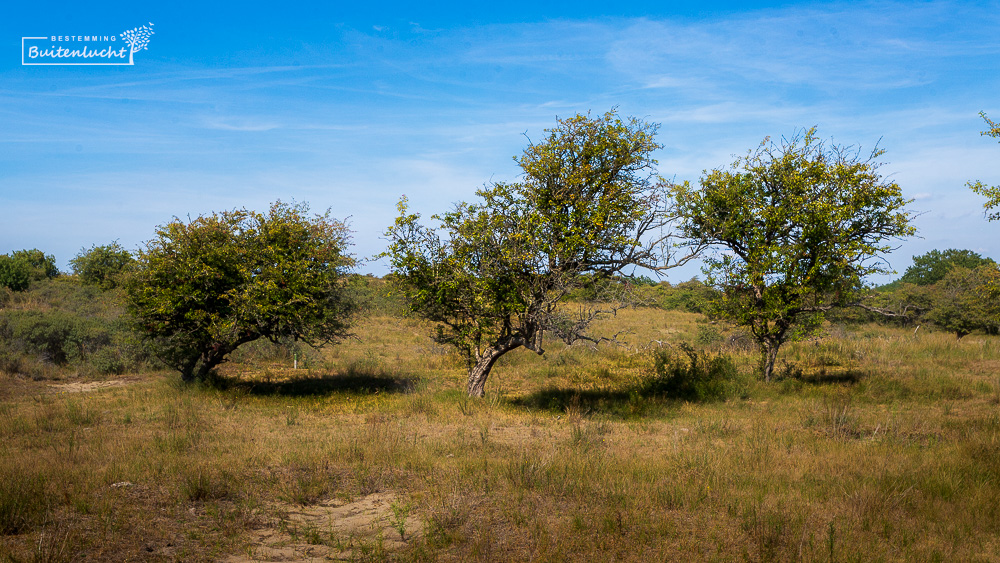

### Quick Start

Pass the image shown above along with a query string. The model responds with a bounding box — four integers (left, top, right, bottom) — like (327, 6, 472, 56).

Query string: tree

(923, 264, 1000, 338)
(10, 249, 59, 280)
(673, 128, 915, 381)
(384, 110, 697, 397)
(968, 112, 1000, 221)
(0, 249, 57, 291)
(899, 249, 995, 286)
(123, 201, 355, 382)
(70, 242, 136, 290)
(0, 255, 31, 292)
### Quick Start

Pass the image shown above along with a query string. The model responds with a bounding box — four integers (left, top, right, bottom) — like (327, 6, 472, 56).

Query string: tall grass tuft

(0, 466, 50, 534)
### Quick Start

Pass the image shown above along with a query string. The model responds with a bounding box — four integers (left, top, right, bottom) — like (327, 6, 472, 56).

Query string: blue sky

(2, 0, 998, 282)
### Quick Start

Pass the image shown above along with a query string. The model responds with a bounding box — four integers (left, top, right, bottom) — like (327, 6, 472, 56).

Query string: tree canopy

(384, 110, 697, 396)
(124, 201, 355, 382)
(0, 249, 58, 291)
(968, 112, 1000, 221)
(899, 249, 995, 286)
(70, 242, 136, 290)
(921, 264, 1000, 338)
(0, 255, 31, 292)
(673, 128, 915, 380)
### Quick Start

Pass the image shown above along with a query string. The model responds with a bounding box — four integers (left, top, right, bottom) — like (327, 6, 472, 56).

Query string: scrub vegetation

(1, 110, 998, 561)
(2, 278, 999, 562)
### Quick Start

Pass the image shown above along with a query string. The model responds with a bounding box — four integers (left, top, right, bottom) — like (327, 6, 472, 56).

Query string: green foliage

(899, 249, 995, 286)
(968, 112, 1000, 221)
(0, 310, 111, 365)
(0, 255, 31, 291)
(695, 323, 724, 346)
(869, 256, 1000, 336)
(10, 249, 59, 280)
(124, 201, 355, 382)
(0, 278, 150, 377)
(70, 241, 135, 289)
(0, 249, 59, 291)
(657, 278, 719, 314)
(384, 110, 693, 396)
(922, 265, 1000, 338)
(673, 128, 915, 380)
(344, 274, 408, 317)
(639, 344, 740, 402)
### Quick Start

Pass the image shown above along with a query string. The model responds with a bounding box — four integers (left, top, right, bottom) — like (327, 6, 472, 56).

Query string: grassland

(2, 307, 999, 561)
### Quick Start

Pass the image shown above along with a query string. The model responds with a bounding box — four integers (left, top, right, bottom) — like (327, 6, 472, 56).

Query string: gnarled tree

(384, 111, 698, 397)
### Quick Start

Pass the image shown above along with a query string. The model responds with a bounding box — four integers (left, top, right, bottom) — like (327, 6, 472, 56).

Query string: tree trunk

(761, 341, 780, 382)
(194, 344, 231, 381)
(179, 357, 198, 383)
(467, 342, 521, 397)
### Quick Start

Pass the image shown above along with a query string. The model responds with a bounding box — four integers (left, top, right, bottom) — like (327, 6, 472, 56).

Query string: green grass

(1, 309, 999, 561)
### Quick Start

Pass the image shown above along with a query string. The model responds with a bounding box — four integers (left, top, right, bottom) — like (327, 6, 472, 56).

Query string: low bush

(70, 242, 135, 290)
(0, 310, 111, 365)
(656, 279, 720, 314)
(0, 256, 31, 292)
(695, 323, 724, 346)
(638, 343, 742, 402)
(0, 279, 151, 375)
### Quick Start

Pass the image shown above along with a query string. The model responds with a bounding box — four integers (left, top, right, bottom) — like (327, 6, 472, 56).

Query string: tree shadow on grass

(793, 369, 866, 385)
(211, 368, 418, 397)
(509, 387, 653, 418)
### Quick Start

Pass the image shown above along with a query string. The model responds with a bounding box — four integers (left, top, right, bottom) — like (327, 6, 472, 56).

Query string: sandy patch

(223, 492, 423, 562)
(48, 378, 135, 393)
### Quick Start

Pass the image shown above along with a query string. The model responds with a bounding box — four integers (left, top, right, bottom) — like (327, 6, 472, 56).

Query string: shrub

(657, 278, 720, 313)
(695, 323, 724, 346)
(0, 279, 150, 376)
(124, 201, 355, 382)
(0, 344, 25, 376)
(639, 343, 741, 402)
(0, 310, 112, 366)
(89, 347, 127, 375)
(10, 249, 58, 280)
(0, 256, 31, 291)
(70, 242, 135, 290)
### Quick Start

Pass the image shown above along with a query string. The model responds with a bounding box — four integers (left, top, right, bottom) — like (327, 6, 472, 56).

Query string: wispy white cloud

(201, 117, 281, 131)
(2, 1, 999, 275)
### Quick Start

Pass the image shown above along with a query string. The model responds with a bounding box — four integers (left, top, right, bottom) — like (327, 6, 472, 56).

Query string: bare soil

(223, 492, 423, 562)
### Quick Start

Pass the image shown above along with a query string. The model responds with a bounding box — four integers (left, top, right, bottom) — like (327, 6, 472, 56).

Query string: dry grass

(2, 309, 1000, 561)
